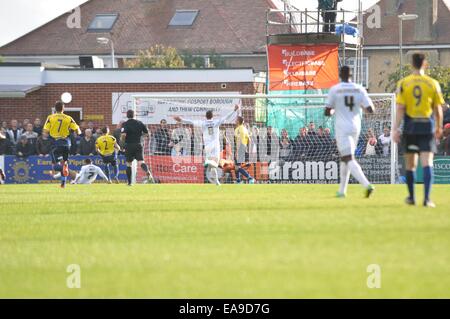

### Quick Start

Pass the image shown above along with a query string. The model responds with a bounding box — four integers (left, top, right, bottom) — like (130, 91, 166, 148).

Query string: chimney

(414, 0, 438, 41)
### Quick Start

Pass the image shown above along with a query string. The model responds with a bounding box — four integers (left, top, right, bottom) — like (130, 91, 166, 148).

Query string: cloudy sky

(0, 0, 379, 47)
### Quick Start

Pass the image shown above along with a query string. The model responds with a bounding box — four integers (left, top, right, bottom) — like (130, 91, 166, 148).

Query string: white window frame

(51, 107, 83, 120)
(346, 57, 369, 89)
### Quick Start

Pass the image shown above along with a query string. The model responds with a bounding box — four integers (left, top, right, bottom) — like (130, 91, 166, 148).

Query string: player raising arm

(392, 53, 444, 208)
(173, 104, 239, 185)
(325, 66, 376, 198)
(96, 126, 121, 183)
(43, 101, 81, 188)
(73, 158, 110, 184)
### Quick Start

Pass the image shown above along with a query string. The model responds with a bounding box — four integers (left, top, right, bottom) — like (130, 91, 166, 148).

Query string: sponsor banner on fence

(265, 156, 393, 184)
(3, 155, 128, 184)
(416, 156, 450, 184)
(112, 92, 241, 125)
(3, 154, 447, 184)
(267, 44, 339, 91)
(138, 156, 205, 184)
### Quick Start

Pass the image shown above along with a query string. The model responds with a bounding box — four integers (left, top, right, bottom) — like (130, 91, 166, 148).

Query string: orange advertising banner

(267, 44, 339, 91)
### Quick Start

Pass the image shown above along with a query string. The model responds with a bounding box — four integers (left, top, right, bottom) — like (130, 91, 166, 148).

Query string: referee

(120, 110, 154, 186)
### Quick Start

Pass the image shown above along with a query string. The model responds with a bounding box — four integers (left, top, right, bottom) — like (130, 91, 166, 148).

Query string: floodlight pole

(110, 39, 116, 69)
(399, 17, 403, 74)
(398, 13, 419, 75)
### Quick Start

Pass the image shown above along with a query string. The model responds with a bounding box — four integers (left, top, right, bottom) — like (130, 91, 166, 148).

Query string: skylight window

(88, 14, 119, 32)
(169, 10, 199, 27)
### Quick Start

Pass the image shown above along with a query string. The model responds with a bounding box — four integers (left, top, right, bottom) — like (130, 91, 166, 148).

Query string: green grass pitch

(0, 183, 449, 298)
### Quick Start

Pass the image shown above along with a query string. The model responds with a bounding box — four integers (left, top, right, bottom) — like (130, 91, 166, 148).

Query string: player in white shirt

(325, 66, 375, 198)
(173, 104, 240, 185)
(73, 158, 110, 184)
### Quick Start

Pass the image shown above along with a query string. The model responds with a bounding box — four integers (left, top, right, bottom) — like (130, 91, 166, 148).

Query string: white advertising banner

(112, 92, 241, 124)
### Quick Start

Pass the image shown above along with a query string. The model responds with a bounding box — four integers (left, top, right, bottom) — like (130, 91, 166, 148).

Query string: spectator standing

(87, 121, 95, 132)
(36, 131, 52, 156)
(6, 119, 23, 146)
(21, 119, 30, 130)
(438, 123, 450, 155)
(249, 125, 259, 162)
(306, 122, 320, 159)
(443, 103, 450, 125)
(22, 123, 38, 146)
(170, 122, 191, 156)
(279, 129, 293, 161)
(33, 118, 43, 136)
(0, 128, 12, 155)
(318, 0, 342, 33)
(154, 119, 172, 155)
(293, 127, 308, 160)
(113, 121, 125, 153)
(364, 128, 378, 156)
(266, 126, 276, 156)
(16, 136, 36, 157)
(77, 128, 96, 155)
(378, 127, 391, 156)
(321, 127, 336, 159)
(93, 128, 103, 140)
(78, 120, 88, 137)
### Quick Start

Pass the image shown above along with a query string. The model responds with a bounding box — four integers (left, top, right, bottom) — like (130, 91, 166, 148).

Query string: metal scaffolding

(266, 1, 365, 86)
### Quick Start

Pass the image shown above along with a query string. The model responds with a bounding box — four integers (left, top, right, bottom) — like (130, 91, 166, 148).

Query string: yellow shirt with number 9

(396, 74, 445, 119)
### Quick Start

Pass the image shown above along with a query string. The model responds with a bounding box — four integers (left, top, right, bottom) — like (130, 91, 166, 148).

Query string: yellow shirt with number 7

(43, 113, 79, 139)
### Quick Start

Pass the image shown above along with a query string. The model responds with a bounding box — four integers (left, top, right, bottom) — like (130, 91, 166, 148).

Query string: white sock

(339, 161, 350, 194)
(206, 166, 220, 185)
(347, 160, 370, 188)
(205, 159, 218, 168)
(211, 167, 220, 185)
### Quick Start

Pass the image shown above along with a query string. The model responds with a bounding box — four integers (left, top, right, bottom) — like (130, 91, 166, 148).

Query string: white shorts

(336, 132, 359, 157)
(204, 142, 220, 161)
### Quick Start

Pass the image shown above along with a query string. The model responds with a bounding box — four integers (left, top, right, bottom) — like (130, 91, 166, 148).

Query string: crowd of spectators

(0, 118, 124, 158)
(1, 114, 449, 159)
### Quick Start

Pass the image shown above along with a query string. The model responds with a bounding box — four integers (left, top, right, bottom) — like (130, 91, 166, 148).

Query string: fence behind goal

(130, 94, 398, 184)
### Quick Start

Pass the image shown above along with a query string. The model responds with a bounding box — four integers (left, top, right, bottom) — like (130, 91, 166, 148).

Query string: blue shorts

(50, 138, 71, 164)
(101, 154, 118, 166)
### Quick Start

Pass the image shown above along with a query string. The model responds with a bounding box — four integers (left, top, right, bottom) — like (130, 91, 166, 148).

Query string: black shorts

(101, 154, 117, 166)
(50, 138, 71, 164)
(402, 134, 436, 154)
(125, 143, 144, 162)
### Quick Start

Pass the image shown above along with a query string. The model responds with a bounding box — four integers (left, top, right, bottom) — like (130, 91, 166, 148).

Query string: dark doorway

(65, 110, 82, 124)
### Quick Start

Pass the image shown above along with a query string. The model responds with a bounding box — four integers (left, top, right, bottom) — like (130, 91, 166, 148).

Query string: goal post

(128, 93, 398, 184)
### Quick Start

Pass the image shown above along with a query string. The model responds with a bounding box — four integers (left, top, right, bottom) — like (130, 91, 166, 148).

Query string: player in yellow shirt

(234, 116, 255, 184)
(96, 126, 121, 183)
(43, 101, 81, 188)
(393, 53, 444, 207)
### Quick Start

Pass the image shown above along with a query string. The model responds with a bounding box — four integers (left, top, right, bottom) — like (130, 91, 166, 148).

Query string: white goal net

(129, 93, 398, 184)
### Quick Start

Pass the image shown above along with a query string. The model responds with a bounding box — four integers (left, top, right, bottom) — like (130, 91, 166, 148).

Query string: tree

(125, 45, 185, 68)
(178, 50, 227, 68)
(380, 64, 450, 102)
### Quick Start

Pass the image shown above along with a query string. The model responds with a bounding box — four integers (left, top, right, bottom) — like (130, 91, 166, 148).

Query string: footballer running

(325, 65, 376, 198)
